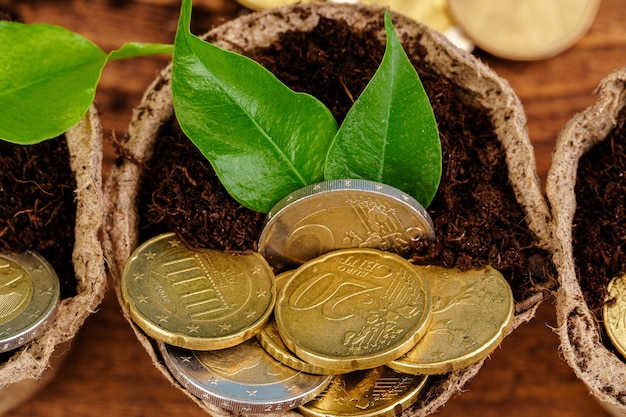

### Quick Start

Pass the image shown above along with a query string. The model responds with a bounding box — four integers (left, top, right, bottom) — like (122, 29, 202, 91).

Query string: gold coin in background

(447, 0, 600, 60)
(604, 274, 626, 359)
(259, 179, 435, 273)
(299, 366, 428, 417)
(121, 233, 276, 351)
(389, 265, 514, 375)
(275, 248, 432, 372)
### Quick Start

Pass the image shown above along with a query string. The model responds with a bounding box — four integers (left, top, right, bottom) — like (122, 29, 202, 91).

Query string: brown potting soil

(0, 137, 77, 299)
(573, 107, 626, 327)
(136, 13, 554, 304)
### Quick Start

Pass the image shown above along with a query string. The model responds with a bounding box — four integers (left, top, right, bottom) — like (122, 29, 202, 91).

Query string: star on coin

(247, 389, 258, 397)
(219, 323, 232, 332)
(133, 272, 145, 280)
(144, 251, 156, 260)
(157, 315, 169, 323)
(137, 294, 149, 303)
(169, 239, 181, 248)
(187, 324, 200, 333)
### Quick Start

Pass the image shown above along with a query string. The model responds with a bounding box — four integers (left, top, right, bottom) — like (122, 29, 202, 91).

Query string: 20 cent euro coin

(121, 233, 276, 350)
(259, 179, 435, 272)
(275, 248, 432, 372)
(390, 265, 514, 374)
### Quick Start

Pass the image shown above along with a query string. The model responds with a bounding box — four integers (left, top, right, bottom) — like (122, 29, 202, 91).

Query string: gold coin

(604, 274, 626, 359)
(389, 265, 514, 375)
(0, 251, 60, 353)
(159, 338, 332, 413)
(121, 233, 276, 350)
(447, 0, 600, 60)
(259, 179, 435, 273)
(257, 319, 352, 375)
(275, 248, 432, 372)
(234, 0, 308, 11)
(299, 366, 428, 417)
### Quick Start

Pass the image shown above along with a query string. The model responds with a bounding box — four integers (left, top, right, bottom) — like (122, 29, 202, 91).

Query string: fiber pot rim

(104, 3, 553, 416)
(0, 105, 107, 412)
(549, 66, 626, 412)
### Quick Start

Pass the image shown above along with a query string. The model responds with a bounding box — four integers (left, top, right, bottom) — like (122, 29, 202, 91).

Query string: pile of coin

(121, 179, 514, 415)
(0, 251, 60, 354)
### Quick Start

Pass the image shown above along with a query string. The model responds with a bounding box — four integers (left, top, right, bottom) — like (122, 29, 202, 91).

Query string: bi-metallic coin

(0, 251, 60, 353)
(299, 366, 428, 417)
(389, 265, 514, 375)
(121, 233, 276, 351)
(275, 248, 432, 372)
(259, 179, 435, 273)
(447, 0, 600, 60)
(604, 273, 626, 359)
(159, 338, 332, 413)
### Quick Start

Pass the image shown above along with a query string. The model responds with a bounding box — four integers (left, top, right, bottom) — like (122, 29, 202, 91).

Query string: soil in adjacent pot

(572, 107, 626, 351)
(0, 137, 77, 299)
(135, 12, 554, 304)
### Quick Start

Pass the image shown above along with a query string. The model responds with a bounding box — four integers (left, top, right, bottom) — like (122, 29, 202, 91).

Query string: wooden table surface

(3, 0, 626, 415)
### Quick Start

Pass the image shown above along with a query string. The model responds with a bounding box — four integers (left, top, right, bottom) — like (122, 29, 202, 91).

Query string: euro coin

(389, 265, 513, 374)
(275, 248, 432, 372)
(159, 338, 332, 413)
(604, 274, 626, 359)
(121, 233, 276, 350)
(361, 0, 474, 51)
(0, 251, 60, 353)
(257, 320, 352, 375)
(447, 0, 600, 60)
(299, 366, 428, 417)
(259, 179, 435, 272)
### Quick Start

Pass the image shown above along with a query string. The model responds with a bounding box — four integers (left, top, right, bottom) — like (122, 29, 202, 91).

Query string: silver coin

(0, 251, 60, 353)
(159, 338, 332, 413)
(259, 179, 435, 272)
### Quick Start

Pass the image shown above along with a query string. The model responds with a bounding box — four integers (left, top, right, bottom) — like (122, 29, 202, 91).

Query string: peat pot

(104, 3, 556, 416)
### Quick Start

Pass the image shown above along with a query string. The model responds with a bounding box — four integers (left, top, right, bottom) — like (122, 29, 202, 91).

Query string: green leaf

(108, 42, 174, 61)
(0, 22, 107, 144)
(325, 11, 442, 207)
(0, 22, 173, 145)
(171, 0, 338, 213)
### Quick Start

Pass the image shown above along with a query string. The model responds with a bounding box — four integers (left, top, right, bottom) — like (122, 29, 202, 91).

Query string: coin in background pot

(0, 251, 60, 353)
(360, 0, 474, 51)
(299, 366, 428, 417)
(159, 338, 332, 413)
(275, 248, 432, 372)
(389, 265, 514, 375)
(447, 0, 600, 60)
(604, 274, 626, 359)
(259, 179, 435, 273)
(121, 233, 276, 351)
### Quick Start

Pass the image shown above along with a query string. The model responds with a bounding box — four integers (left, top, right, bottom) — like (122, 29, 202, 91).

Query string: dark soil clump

(573, 108, 626, 334)
(0, 137, 77, 298)
(137, 13, 553, 303)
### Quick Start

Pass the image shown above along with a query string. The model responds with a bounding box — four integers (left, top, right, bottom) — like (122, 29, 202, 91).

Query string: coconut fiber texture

(104, 3, 556, 416)
(550, 66, 626, 412)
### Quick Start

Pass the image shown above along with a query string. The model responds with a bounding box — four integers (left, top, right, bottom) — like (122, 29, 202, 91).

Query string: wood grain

(3, 0, 626, 415)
